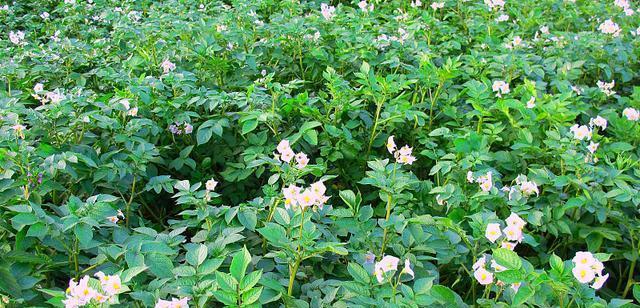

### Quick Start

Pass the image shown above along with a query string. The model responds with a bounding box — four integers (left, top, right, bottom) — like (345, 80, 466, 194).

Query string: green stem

(288, 209, 306, 296)
(366, 97, 385, 157)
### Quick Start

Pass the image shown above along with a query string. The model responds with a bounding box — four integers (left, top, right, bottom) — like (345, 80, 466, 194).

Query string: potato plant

(1, 0, 640, 307)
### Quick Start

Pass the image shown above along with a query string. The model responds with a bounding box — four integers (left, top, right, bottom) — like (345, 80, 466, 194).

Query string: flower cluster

(32, 83, 65, 104)
(491, 80, 510, 97)
(622, 107, 639, 121)
(107, 209, 125, 224)
(275, 139, 309, 168)
(282, 181, 330, 211)
(571, 252, 608, 289)
(430, 2, 445, 10)
(155, 297, 190, 308)
(119, 99, 138, 116)
(485, 212, 527, 247)
(468, 171, 493, 192)
(320, 3, 336, 20)
(161, 59, 176, 74)
(372, 255, 414, 283)
(9, 30, 25, 45)
(472, 255, 521, 291)
(502, 174, 539, 200)
(614, 0, 635, 16)
(569, 124, 592, 141)
(63, 273, 124, 308)
(12, 123, 26, 139)
(169, 122, 193, 135)
(386, 136, 416, 165)
(589, 115, 607, 131)
(598, 19, 621, 37)
(597, 80, 615, 96)
(484, 0, 505, 11)
(358, 1, 374, 13)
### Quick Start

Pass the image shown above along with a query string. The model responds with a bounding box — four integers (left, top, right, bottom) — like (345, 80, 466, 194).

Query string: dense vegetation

(1, 0, 640, 307)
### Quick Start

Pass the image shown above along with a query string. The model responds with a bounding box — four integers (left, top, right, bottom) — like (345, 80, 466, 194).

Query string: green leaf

(0, 265, 22, 297)
(215, 271, 238, 291)
(242, 119, 258, 134)
(242, 287, 262, 305)
(492, 248, 522, 270)
(347, 262, 370, 284)
(238, 209, 257, 231)
(186, 244, 208, 267)
(549, 253, 564, 273)
(633, 284, 640, 302)
(494, 270, 524, 284)
(74, 224, 93, 245)
(303, 129, 318, 145)
(212, 289, 237, 306)
(430, 285, 456, 304)
(146, 253, 174, 278)
(513, 285, 534, 306)
(230, 247, 251, 281)
(257, 223, 289, 247)
(240, 270, 262, 292)
(121, 266, 147, 283)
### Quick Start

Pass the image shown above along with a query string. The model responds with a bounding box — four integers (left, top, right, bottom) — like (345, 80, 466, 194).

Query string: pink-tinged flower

(310, 181, 327, 196)
(467, 171, 475, 183)
(280, 149, 295, 163)
(492, 80, 510, 97)
(155, 297, 190, 308)
(526, 96, 536, 108)
(117, 209, 124, 218)
(598, 19, 621, 37)
(569, 124, 592, 141)
(120, 99, 130, 110)
(297, 189, 316, 209)
(401, 259, 415, 279)
(490, 260, 506, 272)
(501, 241, 517, 250)
(9, 30, 25, 45)
(623, 107, 639, 121)
(410, 0, 422, 7)
(474, 267, 494, 285)
(572, 265, 596, 283)
(71, 276, 97, 304)
(33, 83, 44, 92)
(476, 171, 493, 192)
(503, 225, 523, 242)
(485, 223, 502, 243)
(511, 282, 521, 292)
(94, 293, 108, 303)
(107, 216, 119, 223)
(615, 0, 630, 9)
(472, 256, 486, 271)
(386, 135, 397, 154)
(505, 212, 526, 229)
(161, 59, 176, 74)
(128, 107, 139, 116)
(597, 80, 615, 96)
(540, 26, 549, 34)
(587, 142, 599, 154)
(484, 0, 505, 10)
(358, 1, 373, 12)
(295, 152, 309, 168)
(183, 124, 193, 134)
(320, 3, 336, 20)
(591, 273, 609, 289)
(277, 139, 291, 154)
(205, 178, 218, 191)
(430, 2, 444, 10)
(395, 145, 416, 165)
(377, 255, 400, 272)
(12, 124, 26, 139)
(589, 115, 607, 130)
(283, 184, 301, 209)
(572, 251, 596, 267)
(520, 180, 539, 197)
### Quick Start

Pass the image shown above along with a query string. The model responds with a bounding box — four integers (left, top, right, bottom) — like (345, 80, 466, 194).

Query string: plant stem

(366, 97, 384, 157)
(126, 176, 136, 228)
(288, 209, 306, 296)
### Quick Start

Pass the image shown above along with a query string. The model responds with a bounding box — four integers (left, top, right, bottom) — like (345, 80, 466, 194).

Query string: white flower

(572, 265, 596, 283)
(297, 189, 316, 209)
(395, 145, 416, 165)
(492, 80, 510, 97)
(161, 59, 176, 74)
(358, 1, 374, 12)
(9, 30, 25, 45)
(572, 251, 596, 267)
(587, 142, 599, 154)
(589, 115, 607, 130)
(503, 225, 523, 242)
(474, 267, 494, 285)
(107, 216, 119, 223)
(505, 212, 526, 229)
(526, 96, 536, 108)
(540, 26, 549, 34)
(477, 171, 493, 192)
(496, 14, 509, 22)
(598, 19, 621, 37)
(569, 124, 592, 141)
(472, 256, 486, 270)
(485, 223, 502, 243)
(128, 107, 138, 116)
(410, 0, 422, 7)
(205, 178, 218, 191)
(401, 259, 415, 279)
(430, 2, 444, 10)
(484, 0, 505, 10)
(597, 80, 615, 96)
(591, 273, 609, 289)
(374, 255, 400, 283)
(467, 171, 475, 183)
(622, 107, 639, 121)
(320, 3, 336, 20)
(501, 241, 517, 250)
(519, 180, 539, 196)
(295, 152, 309, 168)
(490, 260, 506, 272)
(386, 135, 397, 154)
(40, 12, 50, 19)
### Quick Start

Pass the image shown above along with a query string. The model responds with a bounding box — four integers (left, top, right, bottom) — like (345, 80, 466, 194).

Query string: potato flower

(485, 223, 502, 243)
(622, 107, 639, 121)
